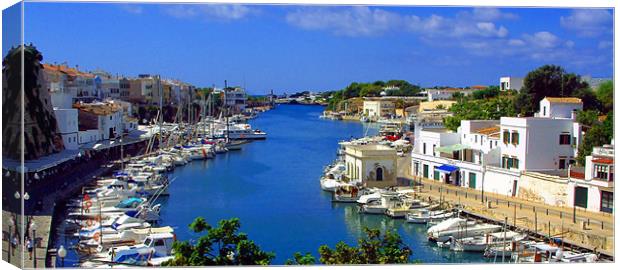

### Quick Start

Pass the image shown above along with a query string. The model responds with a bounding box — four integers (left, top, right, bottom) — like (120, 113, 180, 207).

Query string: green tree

(576, 110, 599, 127)
(318, 228, 412, 264)
(596, 80, 613, 113)
(577, 112, 613, 165)
(451, 92, 465, 101)
(472, 86, 500, 99)
(443, 96, 516, 131)
(162, 217, 274, 266)
(572, 87, 601, 111)
(516, 65, 588, 116)
(285, 252, 316, 265)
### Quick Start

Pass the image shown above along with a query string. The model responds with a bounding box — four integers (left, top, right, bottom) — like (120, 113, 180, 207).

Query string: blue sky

(19, 3, 614, 94)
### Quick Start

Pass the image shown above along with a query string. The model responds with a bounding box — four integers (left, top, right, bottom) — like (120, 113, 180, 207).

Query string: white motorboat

(214, 123, 267, 140)
(406, 209, 453, 224)
(361, 192, 402, 215)
(79, 226, 174, 252)
(428, 220, 502, 243)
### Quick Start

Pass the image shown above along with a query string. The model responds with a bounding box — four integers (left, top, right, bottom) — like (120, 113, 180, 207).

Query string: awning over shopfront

(435, 164, 459, 173)
(435, 144, 469, 154)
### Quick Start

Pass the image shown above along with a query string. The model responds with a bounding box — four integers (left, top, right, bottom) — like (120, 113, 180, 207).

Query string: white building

(53, 108, 79, 150)
(75, 102, 124, 142)
(499, 76, 524, 91)
(411, 97, 583, 197)
(101, 78, 121, 99)
(344, 144, 397, 188)
(362, 99, 395, 119)
(537, 97, 583, 119)
(426, 88, 474, 102)
(568, 141, 614, 213)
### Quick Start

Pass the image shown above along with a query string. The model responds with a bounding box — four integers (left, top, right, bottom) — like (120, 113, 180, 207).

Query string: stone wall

(2, 45, 64, 161)
(518, 172, 568, 207)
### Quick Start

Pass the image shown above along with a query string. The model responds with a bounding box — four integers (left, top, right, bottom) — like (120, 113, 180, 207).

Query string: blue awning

(435, 164, 459, 173)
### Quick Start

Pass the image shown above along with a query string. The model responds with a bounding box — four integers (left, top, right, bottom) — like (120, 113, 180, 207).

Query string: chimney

(571, 110, 578, 120)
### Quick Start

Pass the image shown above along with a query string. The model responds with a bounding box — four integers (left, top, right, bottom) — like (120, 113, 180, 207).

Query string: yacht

(213, 123, 267, 140)
(361, 192, 402, 215)
(406, 209, 453, 224)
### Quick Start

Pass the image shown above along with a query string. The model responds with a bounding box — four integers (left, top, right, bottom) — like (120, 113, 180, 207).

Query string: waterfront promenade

(396, 156, 615, 255)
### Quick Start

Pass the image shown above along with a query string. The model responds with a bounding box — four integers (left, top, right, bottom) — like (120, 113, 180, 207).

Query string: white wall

(53, 108, 79, 150)
(79, 129, 101, 145)
(499, 117, 577, 171)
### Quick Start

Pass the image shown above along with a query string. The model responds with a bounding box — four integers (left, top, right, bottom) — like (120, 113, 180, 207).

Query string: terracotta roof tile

(592, 158, 613, 164)
(544, 97, 583, 104)
(474, 126, 500, 136)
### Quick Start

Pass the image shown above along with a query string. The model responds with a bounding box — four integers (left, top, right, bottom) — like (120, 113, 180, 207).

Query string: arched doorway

(376, 167, 383, 181)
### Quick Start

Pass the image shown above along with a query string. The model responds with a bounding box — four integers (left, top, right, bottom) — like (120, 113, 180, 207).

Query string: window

(503, 130, 510, 144)
(376, 167, 383, 181)
(154, 239, 165, 247)
(511, 131, 519, 145)
(423, 143, 426, 155)
(543, 106, 546, 116)
(559, 158, 566, 169)
(601, 191, 613, 213)
(559, 134, 571, 145)
(474, 135, 478, 143)
(594, 164, 609, 180)
(502, 156, 519, 169)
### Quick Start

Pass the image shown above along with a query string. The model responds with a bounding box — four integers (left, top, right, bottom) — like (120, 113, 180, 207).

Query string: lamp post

(7, 218, 14, 263)
(31, 221, 37, 268)
(58, 245, 67, 267)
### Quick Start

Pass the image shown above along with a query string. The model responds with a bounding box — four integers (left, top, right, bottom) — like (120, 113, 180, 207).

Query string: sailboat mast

(224, 80, 229, 143)
(157, 75, 163, 151)
(120, 105, 124, 170)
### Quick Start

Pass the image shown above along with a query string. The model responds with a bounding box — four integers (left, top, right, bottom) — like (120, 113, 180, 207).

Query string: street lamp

(31, 221, 38, 268)
(7, 218, 14, 263)
(58, 245, 67, 267)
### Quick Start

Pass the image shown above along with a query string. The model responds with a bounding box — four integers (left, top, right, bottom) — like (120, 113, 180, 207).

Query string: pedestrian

(26, 237, 33, 260)
(11, 235, 18, 256)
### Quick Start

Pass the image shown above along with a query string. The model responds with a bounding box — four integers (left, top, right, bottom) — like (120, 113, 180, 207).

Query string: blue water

(157, 104, 487, 264)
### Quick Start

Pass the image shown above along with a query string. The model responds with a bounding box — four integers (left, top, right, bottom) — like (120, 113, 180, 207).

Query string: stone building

(2, 45, 64, 160)
(344, 144, 397, 188)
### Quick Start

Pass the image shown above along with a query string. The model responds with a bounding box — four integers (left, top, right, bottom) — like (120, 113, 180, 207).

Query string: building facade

(363, 99, 396, 119)
(411, 97, 583, 198)
(568, 142, 614, 213)
(345, 144, 398, 188)
(499, 76, 524, 91)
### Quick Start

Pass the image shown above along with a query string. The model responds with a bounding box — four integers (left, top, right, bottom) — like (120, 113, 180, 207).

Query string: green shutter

(423, 164, 429, 178)
(468, 172, 476, 188)
(574, 187, 588, 208)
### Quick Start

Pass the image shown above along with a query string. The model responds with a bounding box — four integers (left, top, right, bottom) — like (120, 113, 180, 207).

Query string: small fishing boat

(406, 209, 453, 224)
(332, 185, 362, 203)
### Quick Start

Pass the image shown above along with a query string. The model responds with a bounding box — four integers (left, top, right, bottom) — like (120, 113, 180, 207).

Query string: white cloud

(508, 39, 525, 46)
(164, 4, 253, 21)
(560, 9, 612, 37)
(523, 31, 559, 48)
(564, 40, 575, 48)
(469, 8, 518, 21)
(285, 6, 403, 37)
(286, 6, 511, 39)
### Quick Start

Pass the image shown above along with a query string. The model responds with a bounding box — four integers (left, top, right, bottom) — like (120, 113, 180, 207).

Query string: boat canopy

(435, 164, 459, 173)
(436, 144, 469, 154)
